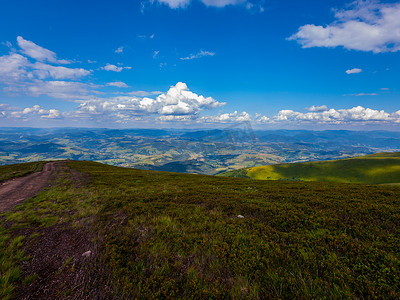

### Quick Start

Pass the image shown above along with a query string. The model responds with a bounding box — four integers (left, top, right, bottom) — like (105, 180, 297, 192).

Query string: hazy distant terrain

(1, 127, 400, 174)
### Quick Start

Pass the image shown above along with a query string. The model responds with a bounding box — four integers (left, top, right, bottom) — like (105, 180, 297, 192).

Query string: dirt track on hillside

(0, 162, 60, 212)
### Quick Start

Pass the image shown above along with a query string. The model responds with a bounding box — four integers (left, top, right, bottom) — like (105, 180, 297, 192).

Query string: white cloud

(101, 63, 132, 72)
(0, 53, 90, 82)
(73, 82, 225, 123)
(274, 106, 395, 124)
(107, 81, 129, 88)
(245, 2, 264, 12)
(307, 105, 329, 112)
(126, 90, 162, 97)
(288, 0, 400, 53)
(0, 38, 93, 101)
(157, 0, 191, 8)
(156, 82, 224, 115)
(381, 87, 389, 91)
(158, 115, 195, 121)
(11, 104, 61, 119)
(200, 111, 251, 123)
(0, 55, 92, 100)
(346, 68, 363, 74)
(137, 34, 155, 39)
(155, 0, 247, 8)
(0, 53, 30, 83)
(115, 47, 124, 54)
(180, 50, 215, 60)
(33, 62, 90, 79)
(2, 41, 13, 49)
(21, 80, 92, 100)
(17, 36, 71, 64)
(255, 113, 270, 123)
(346, 92, 377, 96)
(201, 0, 245, 7)
(3, 99, 400, 127)
(153, 50, 159, 59)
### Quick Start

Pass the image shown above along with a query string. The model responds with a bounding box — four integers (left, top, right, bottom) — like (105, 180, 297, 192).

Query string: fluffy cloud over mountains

(75, 82, 225, 121)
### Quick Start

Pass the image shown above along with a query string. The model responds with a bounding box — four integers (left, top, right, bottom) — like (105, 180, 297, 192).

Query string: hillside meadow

(222, 152, 400, 184)
(0, 160, 399, 298)
(0, 161, 45, 182)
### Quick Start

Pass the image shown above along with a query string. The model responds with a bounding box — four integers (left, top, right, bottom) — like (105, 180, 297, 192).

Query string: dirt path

(0, 161, 60, 212)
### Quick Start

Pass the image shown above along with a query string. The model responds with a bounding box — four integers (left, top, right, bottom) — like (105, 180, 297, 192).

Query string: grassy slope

(1, 160, 400, 298)
(0, 161, 46, 183)
(222, 152, 400, 184)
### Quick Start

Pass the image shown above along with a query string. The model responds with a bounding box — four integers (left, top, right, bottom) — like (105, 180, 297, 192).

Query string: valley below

(2, 127, 400, 175)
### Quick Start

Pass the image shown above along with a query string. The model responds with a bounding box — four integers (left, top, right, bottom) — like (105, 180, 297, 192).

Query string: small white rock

(237, 215, 244, 218)
(82, 250, 92, 257)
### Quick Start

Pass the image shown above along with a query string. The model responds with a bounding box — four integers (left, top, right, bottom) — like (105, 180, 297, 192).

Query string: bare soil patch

(8, 162, 122, 299)
(0, 162, 61, 212)
(16, 225, 118, 300)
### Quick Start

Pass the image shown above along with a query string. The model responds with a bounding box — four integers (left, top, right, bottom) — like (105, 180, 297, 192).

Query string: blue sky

(0, 0, 399, 129)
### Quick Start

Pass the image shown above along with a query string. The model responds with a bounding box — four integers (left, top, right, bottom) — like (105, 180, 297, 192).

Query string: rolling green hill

(1, 161, 400, 298)
(221, 152, 400, 184)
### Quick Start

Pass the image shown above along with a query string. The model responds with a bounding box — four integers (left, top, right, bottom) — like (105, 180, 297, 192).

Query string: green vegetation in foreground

(222, 151, 400, 184)
(1, 160, 400, 298)
(0, 161, 45, 183)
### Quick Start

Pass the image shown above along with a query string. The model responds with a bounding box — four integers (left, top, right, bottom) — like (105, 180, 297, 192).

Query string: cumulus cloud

(200, 111, 251, 123)
(288, 0, 400, 53)
(3, 99, 400, 127)
(101, 64, 132, 72)
(346, 68, 363, 74)
(107, 81, 129, 88)
(17, 36, 71, 64)
(180, 50, 215, 60)
(71, 82, 225, 123)
(10, 104, 61, 119)
(307, 105, 329, 112)
(274, 106, 397, 124)
(157, 82, 224, 114)
(255, 113, 270, 123)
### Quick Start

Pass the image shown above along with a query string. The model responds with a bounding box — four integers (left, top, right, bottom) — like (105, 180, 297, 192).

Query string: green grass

(222, 152, 400, 184)
(0, 234, 28, 300)
(0, 161, 46, 183)
(1, 160, 400, 298)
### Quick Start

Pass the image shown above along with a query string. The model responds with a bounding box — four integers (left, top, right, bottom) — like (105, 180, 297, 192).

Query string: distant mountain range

(1, 127, 400, 174)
